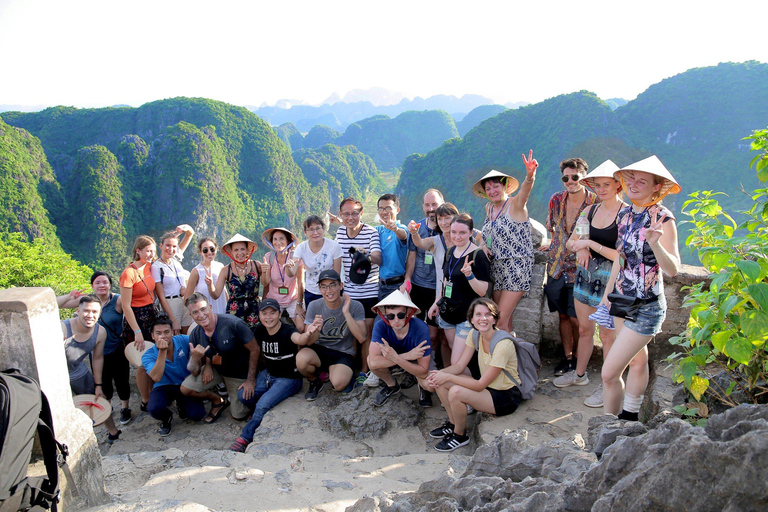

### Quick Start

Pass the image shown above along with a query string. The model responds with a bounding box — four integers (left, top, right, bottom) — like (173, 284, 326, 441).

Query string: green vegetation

(0, 232, 92, 298)
(273, 122, 304, 152)
(456, 104, 507, 137)
(303, 125, 342, 149)
(668, 126, 768, 413)
(294, 144, 386, 210)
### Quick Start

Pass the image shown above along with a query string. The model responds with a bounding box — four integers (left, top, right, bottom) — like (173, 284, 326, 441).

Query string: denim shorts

(437, 317, 472, 339)
(623, 295, 667, 337)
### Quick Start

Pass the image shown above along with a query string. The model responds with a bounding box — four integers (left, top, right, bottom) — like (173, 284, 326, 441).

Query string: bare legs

(602, 316, 652, 415)
(492, 289, 525, 333)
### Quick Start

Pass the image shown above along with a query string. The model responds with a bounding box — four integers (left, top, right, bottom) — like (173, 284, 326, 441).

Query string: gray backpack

(471, 329, 541, 400)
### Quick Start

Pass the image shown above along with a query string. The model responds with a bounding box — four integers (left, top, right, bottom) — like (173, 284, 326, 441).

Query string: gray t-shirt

(306, 298, 365, 355)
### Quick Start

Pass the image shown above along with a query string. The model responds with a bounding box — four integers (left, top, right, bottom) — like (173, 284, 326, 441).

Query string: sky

(1, 0, 766, 110)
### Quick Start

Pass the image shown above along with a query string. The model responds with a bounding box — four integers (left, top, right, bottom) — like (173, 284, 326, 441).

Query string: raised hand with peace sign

(645, 205, 668, 247)
(522, 149, 539, 180)
(460, 255, 474, 277)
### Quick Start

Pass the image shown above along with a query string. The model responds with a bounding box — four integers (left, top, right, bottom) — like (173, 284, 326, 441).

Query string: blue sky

(1, 0, 765, 109)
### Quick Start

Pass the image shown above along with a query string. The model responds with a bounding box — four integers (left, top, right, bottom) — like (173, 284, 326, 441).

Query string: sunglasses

(201, 247, 217, 254)
(561, 175, 582, 183)
(385, 312, 407, 320)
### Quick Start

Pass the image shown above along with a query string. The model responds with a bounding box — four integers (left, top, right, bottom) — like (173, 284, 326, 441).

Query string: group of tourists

(56, 150, 681, 452)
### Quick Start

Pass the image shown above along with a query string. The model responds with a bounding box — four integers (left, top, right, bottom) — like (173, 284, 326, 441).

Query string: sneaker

(119, 408, 132, 425)
(435, 433, 470, 452)
(373, 382, 401, 407)
(429, 421, 454, 439)
(569, 358, 578, 372)
(419, 387, 433, 407)
(584, 383, 603, 408)
(178, 405, 189, 420)
(107, 429, 122, 444)
(363, 371, 381, 388)
(467, 404, 476, 415)
(554, 370, 589, 388)
(305, 379, 323, 401)
(554, 357, 573, 376)
(229, 437, 250, 453)
(158, 416, 172, 437)
(140, 401, 148, 413)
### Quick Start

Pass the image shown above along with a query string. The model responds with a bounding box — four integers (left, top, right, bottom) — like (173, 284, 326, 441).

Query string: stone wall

(0, 288, 109, 511)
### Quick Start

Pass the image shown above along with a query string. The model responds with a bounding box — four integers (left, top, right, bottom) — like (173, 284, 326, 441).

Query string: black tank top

(587, 204, 619, 259)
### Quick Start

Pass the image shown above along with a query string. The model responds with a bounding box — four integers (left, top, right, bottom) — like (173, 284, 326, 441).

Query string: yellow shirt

(465, 330, 519, 391)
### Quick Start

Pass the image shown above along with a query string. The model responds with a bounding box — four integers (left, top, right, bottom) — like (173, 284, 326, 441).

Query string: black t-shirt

(441, 246, 491, 324)
(253, 322, 300, 379)
(189, 314, 255, 379)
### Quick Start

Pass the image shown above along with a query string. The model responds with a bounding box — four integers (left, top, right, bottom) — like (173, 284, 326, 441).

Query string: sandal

(205, 399, 230, 424)
(229, 437, 249, 453)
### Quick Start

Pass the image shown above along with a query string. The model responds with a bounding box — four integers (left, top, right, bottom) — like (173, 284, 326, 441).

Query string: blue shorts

(623, 295, 667, 337)
(437, 317, 472, 340)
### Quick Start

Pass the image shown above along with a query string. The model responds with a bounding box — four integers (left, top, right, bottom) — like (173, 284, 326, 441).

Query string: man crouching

(367, 290, 433, 406)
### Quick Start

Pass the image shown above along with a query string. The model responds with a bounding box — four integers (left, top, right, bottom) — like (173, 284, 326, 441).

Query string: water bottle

(575, 211, 589, 237)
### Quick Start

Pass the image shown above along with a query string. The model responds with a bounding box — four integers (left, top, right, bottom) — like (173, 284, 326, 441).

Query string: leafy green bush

(0, 233, 93, 317)
(669, 126, 768, 407)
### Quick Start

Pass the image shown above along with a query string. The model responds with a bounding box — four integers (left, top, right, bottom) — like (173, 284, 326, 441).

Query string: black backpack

(0, 369, 69, 512)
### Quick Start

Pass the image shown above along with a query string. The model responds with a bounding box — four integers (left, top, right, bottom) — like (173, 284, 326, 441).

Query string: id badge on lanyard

(278, 287, 289, 295)
(444, 281, 453, 299)
(424, 253, 433, 265)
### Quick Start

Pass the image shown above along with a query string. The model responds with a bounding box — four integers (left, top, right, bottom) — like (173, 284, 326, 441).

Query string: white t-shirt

(194, 262, 227, 314)
(293, 238, 343, 295)
(151, 258, 188, 297)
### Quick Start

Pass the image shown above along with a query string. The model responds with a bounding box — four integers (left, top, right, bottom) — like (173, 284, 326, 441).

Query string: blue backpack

(470, 329, 541, 400)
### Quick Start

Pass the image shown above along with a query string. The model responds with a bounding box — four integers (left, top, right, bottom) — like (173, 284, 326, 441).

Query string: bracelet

(134, 329, 141, 334)
(466, 273, 476, 281)
(94, 383, 102, 387)
(525, 177, 534, 183)
(598, 246, 603, 255)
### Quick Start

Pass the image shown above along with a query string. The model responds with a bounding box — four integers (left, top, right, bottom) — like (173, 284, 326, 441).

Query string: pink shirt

(265, 251, 298, 305)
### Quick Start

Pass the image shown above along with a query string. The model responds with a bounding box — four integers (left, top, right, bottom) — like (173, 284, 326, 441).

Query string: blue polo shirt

(142, 335, 191, 388)
(376, 221, 409, 280)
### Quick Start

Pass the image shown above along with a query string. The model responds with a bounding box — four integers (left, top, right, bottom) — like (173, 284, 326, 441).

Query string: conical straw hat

(73, 394, 112, 426)
(471, 170, 520, 199)
(581, 159, 621, 191)
(372, 290, 421, 316)
(615, 155, 681, 205)
(221, 233, 257, 261)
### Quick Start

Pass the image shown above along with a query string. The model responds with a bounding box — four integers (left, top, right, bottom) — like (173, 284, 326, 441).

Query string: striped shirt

(335, 224, 381, 299)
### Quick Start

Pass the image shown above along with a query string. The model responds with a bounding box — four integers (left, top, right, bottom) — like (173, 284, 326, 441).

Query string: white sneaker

(584, 383, 603, 408)
(553, 370, 589, 388)
(364, 371, 381, 388)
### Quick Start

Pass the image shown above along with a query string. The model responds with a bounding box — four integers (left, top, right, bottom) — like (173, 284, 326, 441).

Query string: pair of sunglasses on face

(202, 247, 217, 254)
(561, 175, 583, 183)
(385, 312, 407, 320)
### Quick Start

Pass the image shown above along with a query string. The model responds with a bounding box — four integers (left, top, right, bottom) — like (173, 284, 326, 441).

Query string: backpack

(470, 329, 541, 400)
(0, 369, 69, 512)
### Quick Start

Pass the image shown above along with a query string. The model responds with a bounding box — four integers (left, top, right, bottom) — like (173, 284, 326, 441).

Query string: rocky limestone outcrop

(349, 404, 768, 511)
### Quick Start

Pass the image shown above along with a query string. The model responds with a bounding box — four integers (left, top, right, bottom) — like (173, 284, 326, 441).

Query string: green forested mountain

(273, 122, 305, 152)
(397, 62, 768, 237)
(457, 105, 508, 137)
(2, 97, 335, 273)
(293, 144, 386, 208)
(303, 125, 342, 149)
(0, 118, 63, 243)
(337, 110, 460, 173)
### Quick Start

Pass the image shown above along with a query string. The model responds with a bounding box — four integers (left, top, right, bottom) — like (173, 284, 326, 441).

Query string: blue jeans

(238, 369, 303, 442)
(148, 385, 206, 422)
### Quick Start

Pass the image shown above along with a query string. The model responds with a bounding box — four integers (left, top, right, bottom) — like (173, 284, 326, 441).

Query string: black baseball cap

(349, 248, 371, 285)
(318, 269, 342, 283)
(259, 298, 281, 312)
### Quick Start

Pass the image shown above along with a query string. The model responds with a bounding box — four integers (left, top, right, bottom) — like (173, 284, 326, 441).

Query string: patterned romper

(226, 261, 261, 329)
(482, 213, 534, 292)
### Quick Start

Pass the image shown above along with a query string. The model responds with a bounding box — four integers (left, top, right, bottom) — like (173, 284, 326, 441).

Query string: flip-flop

(205, 399, 230, 424)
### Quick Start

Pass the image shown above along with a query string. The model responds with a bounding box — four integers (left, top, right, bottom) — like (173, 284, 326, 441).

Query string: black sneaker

(400, 373, 417, 389)
(435, 433, 470, 452)
(119, 408, 132, 425)
(553, 357, 572, 376)
(140, 401, 148, 413)
(305, 379, 323, 401)
(373, 382, 401, 407)
(107, 429, 122, 444)
(158, 416, 172, 437)
(419, 387, 433, 408)
(568, 357, 578, 372)
(429, 421, 454, 439)
(178, 405, 189, 420)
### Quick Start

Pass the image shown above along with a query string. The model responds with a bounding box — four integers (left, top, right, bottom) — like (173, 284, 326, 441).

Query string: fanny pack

(607, 293, 658, 322)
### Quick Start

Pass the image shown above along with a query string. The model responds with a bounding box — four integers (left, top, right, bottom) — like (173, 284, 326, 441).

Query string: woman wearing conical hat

(599, 155, 681, 421)
(208, 234, 268, 331)
(471, 150, 539, 333)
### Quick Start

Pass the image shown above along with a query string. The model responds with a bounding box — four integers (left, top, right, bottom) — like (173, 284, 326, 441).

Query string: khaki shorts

(181, 368, 249, 420)
(167, 296, 194, 327)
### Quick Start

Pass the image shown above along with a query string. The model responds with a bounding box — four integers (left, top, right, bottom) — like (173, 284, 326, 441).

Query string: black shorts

(544, 274, 577, 318)
(311, 344, 355, 372)
(488, 386, 523, 417)
(354, 296, 378, 319)
(410, 283, 438, 326)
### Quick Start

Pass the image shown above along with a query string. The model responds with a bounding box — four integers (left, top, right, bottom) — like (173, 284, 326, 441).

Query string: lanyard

(621, 207, 649, 251)
(489, 198, 509, 226)
(272, 250, 291, 285)
(447, 245, 472, 279)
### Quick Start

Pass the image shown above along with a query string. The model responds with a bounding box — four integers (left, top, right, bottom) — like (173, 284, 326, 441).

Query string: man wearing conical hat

(367, 290, 434, 407)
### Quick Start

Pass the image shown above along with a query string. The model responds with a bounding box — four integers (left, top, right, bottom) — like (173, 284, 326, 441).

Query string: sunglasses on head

(385, 312, 407, 320)
(561, 175, 582, 183)
(201, 247, 216, 254)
